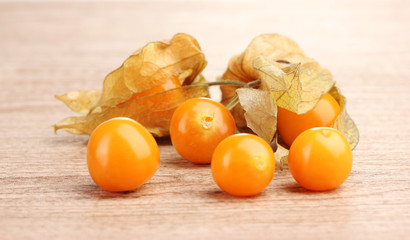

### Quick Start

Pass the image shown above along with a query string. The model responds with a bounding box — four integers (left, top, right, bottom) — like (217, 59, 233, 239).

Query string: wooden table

(1, 1, 409, 239)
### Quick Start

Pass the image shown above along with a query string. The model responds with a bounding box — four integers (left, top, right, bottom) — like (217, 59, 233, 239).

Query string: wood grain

(1, 1, 409, 239)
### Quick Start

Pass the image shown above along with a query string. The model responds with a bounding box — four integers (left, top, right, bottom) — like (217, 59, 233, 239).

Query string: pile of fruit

(55, 33, 359, 196)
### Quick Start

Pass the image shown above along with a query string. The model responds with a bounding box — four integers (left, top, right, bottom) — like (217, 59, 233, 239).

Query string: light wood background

(1, 1, 409, 239)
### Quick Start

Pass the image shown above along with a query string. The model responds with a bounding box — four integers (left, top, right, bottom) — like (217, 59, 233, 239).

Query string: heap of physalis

(55, 33, 359, 196)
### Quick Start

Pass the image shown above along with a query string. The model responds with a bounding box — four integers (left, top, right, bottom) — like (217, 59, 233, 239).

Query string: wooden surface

(1, 1, 410, 239)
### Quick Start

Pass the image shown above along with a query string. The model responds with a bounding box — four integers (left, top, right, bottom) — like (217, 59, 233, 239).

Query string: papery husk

(236, 88, 277, 143)
(55, 90, 101, 115)
(329, 85, 360, 150)
(253, 56, 334, 114)
(55, 76, 208, 136)
(55, 33, 208, 137)
(272, 134, 289, 171)
(220, 33, 331, 129)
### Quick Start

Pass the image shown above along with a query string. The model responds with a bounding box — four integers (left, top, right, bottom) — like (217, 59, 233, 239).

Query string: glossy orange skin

(277, 93, 341, 147)
(87, 117, 160, 192)
(211, 134, 275, 197)
(288, 127, 352, 191)
(117, 75, 181, 106)
(170, 98, 236, 164)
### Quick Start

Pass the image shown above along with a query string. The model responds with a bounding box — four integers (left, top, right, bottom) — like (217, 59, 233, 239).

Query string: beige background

(1, 0, 409, 239)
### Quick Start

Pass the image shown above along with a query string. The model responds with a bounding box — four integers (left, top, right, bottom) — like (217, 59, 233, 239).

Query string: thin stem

(246, 79, 261, 88)
(192, 79, 261, 89)
(192, 80, 247, 88)
(225, 94, 239, 111)
(190, 79, 262, 111)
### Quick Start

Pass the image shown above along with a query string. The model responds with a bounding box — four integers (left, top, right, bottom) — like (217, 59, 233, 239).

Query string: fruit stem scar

(253, 155, 267, 170)
(201, 114, 214, 129)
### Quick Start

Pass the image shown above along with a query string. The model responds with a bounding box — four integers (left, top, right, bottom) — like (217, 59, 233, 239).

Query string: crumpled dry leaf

(55, 33, 208, 137)
(236, 88, 277, 143)
(55, 90, 101, 115)
(220, 33, 332, 129)
(328, 86, 360, 150)
(267, 133, 288, 171)
(253, 56, 334, 114)
(274, 144, 289, 171)
(275, 145, 288, 171)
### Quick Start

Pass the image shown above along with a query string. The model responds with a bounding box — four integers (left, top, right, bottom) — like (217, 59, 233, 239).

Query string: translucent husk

(54, 33, 208, 137)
